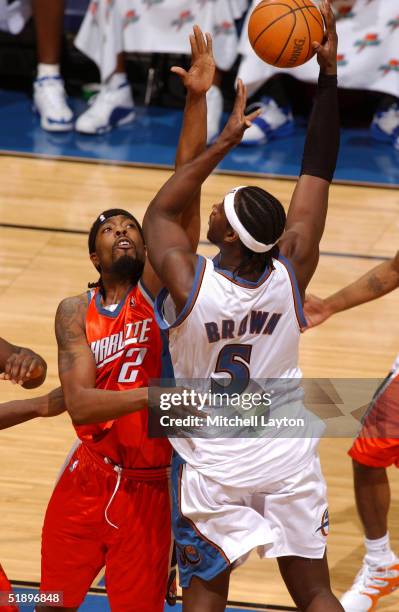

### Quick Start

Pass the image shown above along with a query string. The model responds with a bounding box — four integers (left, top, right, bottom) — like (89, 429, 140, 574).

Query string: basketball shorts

(0, 564, 17, 612)
(40, 443, 171, 610)
(349, 359, 399, 468)
(171, 452, 328, 587)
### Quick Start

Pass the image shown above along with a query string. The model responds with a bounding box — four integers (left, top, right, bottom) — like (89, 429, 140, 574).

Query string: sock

(106, 72, 128, 91)
(365, 533, 396, 566)
(37, 63, 61, 79)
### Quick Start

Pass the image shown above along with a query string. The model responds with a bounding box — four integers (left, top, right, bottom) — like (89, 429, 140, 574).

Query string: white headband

(223, 186, 280, 253)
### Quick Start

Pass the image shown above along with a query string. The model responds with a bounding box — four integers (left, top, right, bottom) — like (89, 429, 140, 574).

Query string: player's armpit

(141, 261, 161, 304)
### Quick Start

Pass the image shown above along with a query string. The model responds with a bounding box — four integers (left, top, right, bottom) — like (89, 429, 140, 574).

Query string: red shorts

(349, 368, 399, 468)
(40, 444, 171, 610)
(0, 564, 17, 612)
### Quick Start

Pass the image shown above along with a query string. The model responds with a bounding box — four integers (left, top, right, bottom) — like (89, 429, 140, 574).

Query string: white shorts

(171, 452, 328, 587)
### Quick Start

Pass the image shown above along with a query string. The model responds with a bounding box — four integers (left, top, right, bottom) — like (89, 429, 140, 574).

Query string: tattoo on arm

(55, 295, 88, 375)
(367, 273, 385, 296)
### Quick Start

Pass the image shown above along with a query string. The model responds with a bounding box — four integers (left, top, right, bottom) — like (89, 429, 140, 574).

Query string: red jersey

(74, 282, 172, 469)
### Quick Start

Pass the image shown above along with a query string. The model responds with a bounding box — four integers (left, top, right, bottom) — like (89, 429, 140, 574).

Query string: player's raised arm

(279, 0, 339, 298)
(0, 336, 47, 388)
(305, 250, 399, 328)
(141, 26, 214, 296)
(0, 387, 65, 430)
(55, 294, 148, 425)
(143, 81, 260, 312)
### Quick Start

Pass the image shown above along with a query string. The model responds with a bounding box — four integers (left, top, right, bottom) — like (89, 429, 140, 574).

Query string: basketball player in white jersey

(143, 2, 342, 610)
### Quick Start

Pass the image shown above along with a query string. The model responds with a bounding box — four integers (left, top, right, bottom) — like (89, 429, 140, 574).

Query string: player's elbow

(64, 390, 91, 425)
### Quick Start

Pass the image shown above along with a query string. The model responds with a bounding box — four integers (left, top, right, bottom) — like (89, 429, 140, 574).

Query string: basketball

(248, 0, 325, 68)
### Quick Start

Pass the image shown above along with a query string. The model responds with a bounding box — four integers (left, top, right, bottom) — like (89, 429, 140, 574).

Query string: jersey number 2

(118, 347, 147, 383)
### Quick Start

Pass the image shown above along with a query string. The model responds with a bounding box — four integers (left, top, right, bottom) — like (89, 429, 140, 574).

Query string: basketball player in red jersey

(38, 27, 214, 612)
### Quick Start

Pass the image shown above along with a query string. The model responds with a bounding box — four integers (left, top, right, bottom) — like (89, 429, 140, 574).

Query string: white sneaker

(75, 82, 135, 134)
(371, 104, 399, 143)
(340, 557, 399, 611)
(241, 97, 294, 146)
(206, 85, 223, 144)
(33, 76, 74, 132)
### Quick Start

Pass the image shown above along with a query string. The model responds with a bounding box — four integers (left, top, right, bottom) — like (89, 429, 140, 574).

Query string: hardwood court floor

(0, 155, 399, 608)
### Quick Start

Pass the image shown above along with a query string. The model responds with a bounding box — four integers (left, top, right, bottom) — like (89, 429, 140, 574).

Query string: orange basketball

(248, 0, 325, 68)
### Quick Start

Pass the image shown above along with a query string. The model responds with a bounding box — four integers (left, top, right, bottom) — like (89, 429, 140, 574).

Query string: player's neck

(100, 278, 133, 306)
(217, 250, 266, 282)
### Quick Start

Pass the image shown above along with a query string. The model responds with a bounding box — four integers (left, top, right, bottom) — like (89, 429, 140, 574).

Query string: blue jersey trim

(278, 255, 307, 329)
(138, 279, 154, 306)
(94, 286, 132, 318)
(154, 255, 206, 331)
(160, 329, 175, 380)
(213, 254, 271, 288)
(171, 454, 230, 588)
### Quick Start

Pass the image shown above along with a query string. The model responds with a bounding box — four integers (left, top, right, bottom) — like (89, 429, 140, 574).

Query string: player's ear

(90, 252, 100, 269)
(224, 227, 239, 245)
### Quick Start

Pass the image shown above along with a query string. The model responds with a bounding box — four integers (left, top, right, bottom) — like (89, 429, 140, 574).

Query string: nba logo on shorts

(316, 508, 329, 537)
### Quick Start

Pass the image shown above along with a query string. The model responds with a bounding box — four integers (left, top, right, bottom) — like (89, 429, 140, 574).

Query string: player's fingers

(170, 66, 188, 80)
(0, 373, 7, 380)
(193, 24, 206, 54)
(26, 356, 40, 378)
(188, 34, 198, 60)
(319, 0, 330, 30)
(237, 79, 248, 113)
(9, 355, 25, 384)
(205, 32, 213, 55)
(245, 108, 262, 125)
(16, 357, 34, 385)
(317, 4, 327, 38)
(4, 353, 17, 378)
(10, 354, 26, 381)
(232, 79, 244, 113)
(325, 0, 336, 37)
(243, 83, 248, 105)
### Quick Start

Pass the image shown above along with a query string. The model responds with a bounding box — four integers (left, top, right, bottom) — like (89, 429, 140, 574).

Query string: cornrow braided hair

(88, 277, 106, 299)
(233, 186, 286, 278)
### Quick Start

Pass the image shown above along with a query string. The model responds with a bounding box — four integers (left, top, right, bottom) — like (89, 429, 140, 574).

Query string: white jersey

(155, 255, 324, 487)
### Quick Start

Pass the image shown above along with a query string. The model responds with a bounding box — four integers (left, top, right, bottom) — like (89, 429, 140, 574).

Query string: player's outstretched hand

(171, 25, 215, 96)
(313, 0, 337, 76)
(303, 293, 333, 329)
(218, 79, 261, 147)
(0, 348, 47, 387)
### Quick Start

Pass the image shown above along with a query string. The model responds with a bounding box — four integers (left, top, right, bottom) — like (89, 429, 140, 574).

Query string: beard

(109, 254, 144, 286)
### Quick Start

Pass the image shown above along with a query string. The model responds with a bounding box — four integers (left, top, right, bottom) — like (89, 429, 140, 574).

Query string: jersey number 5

(211, 344, 252, 395)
